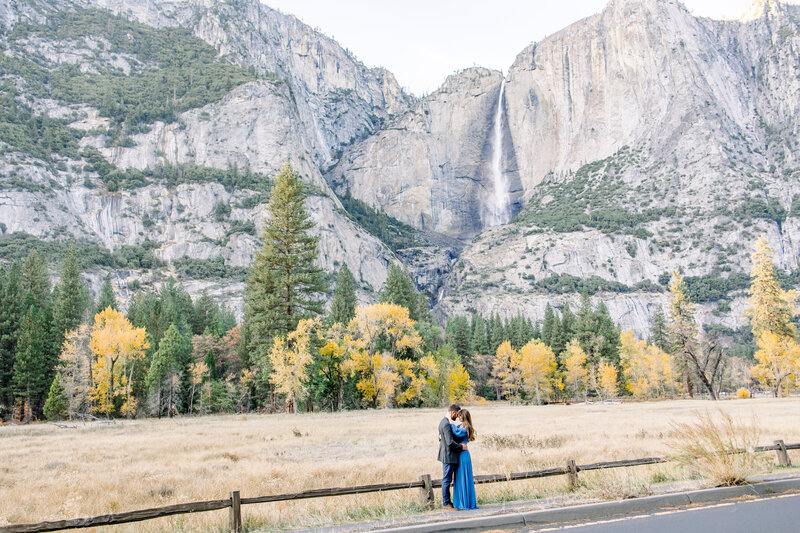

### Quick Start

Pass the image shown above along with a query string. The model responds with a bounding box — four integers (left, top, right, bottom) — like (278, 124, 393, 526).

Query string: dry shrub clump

(670, 410, 762, 486)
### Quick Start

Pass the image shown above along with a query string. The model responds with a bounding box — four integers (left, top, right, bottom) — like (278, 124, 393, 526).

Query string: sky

(263, 0, 794, 96)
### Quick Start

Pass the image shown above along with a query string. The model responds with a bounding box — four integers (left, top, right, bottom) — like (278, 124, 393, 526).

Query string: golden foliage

(598, 361, 618, 400)
(519, 339, 557, 405)
(619, 331, 676, 399)
(58, 324, 92, 419)
(747, 237, 798, 339)
(88, 308, 148, 418)
(349, 303, 422, 357)
(447, 363, 471, 404)
(491, 341, 521, 400)
(268, 318, 321, 413)
(563, 339, 588, 400)
(751, 331, 800, 397)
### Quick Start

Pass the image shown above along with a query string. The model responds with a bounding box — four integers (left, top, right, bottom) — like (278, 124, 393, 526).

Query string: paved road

(525, 493, 800, 533)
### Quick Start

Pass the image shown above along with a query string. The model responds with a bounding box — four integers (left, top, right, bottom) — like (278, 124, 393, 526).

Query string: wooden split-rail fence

(1, 440, 797, 533)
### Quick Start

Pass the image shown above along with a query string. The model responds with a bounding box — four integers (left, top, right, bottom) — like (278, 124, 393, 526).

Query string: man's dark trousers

(442, 463, 457, 506)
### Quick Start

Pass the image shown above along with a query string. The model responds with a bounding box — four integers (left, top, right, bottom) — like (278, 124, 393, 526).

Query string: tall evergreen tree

(329, 263, 357, 325)
(21, 250, 51, 307)
(594, 302, 621, 365)
(541, 304, 558, 348)
(191, 291, 218, 335)
(53, 246, 88, 346)
(244, 162, 326, 390)
(12, 296, 53, 419)
(471, 314, 489, 354)
(560, 303, 576, 343)
(446, 315, 472, 357)
(380, 263, 418, 319)
(146, 324, 185, 417)
(648, 306, 670, 353)
(488, 313, 505, 354)
(96, 274, 118, 312)
(0, 262, 23, 409)
(415, 292, 432, 323)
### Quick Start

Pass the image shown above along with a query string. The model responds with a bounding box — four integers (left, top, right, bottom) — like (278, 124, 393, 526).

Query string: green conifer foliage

(53, 245, 88, 345)
(329, 263, 357, 325)
(43, 372, 68, 420)
(96, 274, 118, 312)
(244, 162, 326, 381)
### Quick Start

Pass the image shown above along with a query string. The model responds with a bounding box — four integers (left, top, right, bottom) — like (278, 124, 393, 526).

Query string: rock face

(329, 67, 523, 239)
(437, 0, 800, 336)
(0, 0, 407, 312)
(3, 0, 800, 336)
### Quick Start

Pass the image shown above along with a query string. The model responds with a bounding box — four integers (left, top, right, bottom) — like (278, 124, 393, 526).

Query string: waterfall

(482, 79, 511, 227)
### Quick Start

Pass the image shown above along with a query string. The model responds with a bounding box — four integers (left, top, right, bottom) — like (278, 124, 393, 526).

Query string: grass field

(1, 398, 799, 531)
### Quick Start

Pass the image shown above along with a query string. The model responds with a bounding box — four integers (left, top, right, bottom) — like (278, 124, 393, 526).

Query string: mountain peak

(741, 0, 785, 21)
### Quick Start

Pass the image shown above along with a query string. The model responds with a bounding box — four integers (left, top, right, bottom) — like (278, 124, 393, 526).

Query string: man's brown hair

(449, 403, 461, 413)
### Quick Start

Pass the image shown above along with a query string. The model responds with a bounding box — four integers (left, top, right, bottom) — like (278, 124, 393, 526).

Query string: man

(438, 403, 468, 510)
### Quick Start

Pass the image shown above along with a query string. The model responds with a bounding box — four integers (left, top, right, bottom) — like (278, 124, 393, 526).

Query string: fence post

(229, 490, 242, 533)
(774, 440, 792, 467)
(419, 474, 435, 508)
(566, 459, 579, 491)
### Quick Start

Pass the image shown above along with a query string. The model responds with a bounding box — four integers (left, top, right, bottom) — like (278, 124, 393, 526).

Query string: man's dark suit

(438, 416, 464, 506)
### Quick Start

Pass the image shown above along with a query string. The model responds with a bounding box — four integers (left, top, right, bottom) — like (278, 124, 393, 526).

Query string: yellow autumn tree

(89, 308, 149, 418)
(747, 237, 800, 396)
(447, 362, 471, 403)
(563, 339, 589, 401)
(598, 361, 618, 400)
(349, 303, 422, 357)
(619, 331, 676, 399)
(491, 340, 521, 400)
(188, 361, 208, 414)
(751, 331, 800, 397)
(58, 324, 92, 419)
(269, 318, 320, 413)
(519, 339, 557, 405)
(747, 237, 798, 339)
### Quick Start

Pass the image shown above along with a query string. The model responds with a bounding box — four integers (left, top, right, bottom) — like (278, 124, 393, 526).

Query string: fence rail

(2, 440, 797, 533)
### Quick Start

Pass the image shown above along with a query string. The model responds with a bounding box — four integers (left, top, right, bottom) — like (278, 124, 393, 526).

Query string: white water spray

(482, 79, 511, 227)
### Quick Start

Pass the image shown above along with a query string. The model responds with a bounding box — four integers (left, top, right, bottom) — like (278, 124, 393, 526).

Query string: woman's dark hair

(458, 409, 475, 441)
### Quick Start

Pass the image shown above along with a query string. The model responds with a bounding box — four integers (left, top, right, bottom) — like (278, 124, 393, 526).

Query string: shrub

(670, 410, 762, 486)
(736, 388, 751, 399)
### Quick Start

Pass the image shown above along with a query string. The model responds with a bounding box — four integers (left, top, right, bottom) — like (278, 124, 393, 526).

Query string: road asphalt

(524, 492, 800, 533)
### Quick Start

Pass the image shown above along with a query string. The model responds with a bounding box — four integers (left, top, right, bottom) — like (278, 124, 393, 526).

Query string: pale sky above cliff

(264, 1, 796, 96)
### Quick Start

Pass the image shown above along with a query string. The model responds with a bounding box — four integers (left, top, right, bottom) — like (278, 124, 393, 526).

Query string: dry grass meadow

(1, 398, 799, 532)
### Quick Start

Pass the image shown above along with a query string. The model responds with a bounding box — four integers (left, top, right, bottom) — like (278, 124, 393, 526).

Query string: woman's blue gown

(451, 424, 478, 510)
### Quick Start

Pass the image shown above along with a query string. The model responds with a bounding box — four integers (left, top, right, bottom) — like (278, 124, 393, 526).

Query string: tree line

(2, 161, 798, 421)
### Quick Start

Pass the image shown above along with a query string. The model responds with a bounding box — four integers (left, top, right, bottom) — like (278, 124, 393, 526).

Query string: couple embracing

(437, 403, 477, 510)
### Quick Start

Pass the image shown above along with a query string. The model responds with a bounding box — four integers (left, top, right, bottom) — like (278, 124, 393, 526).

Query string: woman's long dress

(451, 424, 478, 510)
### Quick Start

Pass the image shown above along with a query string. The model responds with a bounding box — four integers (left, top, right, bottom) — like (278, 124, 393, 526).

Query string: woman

(451, 409, 478, 510)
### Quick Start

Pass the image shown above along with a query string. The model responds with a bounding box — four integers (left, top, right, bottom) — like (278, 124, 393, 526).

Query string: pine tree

(0, 262, 23, 409)
(244, 162, 326, 367)
(648, 306, 670, 353)
(146, 324, 184, 417)
(380, 263, 418, 319)
(191, 291, 218, 335)
(415, 292, 432, 323)
(204, 349, 218, 380)
(446, 315, 472, 358)
(541, 304, 558, 348)
(53, 246, 88, 347)
(747, 237, 797, 339)
(12, 297, 52, 420)
(21, 250, 51, 307)
(560, 303, 576, 343)
(96, 274, 117, 312)
(329, 263, 357, 325)
(471, 314, 489, 354)
(43, 373, 68, 421)
(488, 313, 505, 354)
(595, 302, 620, 365)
